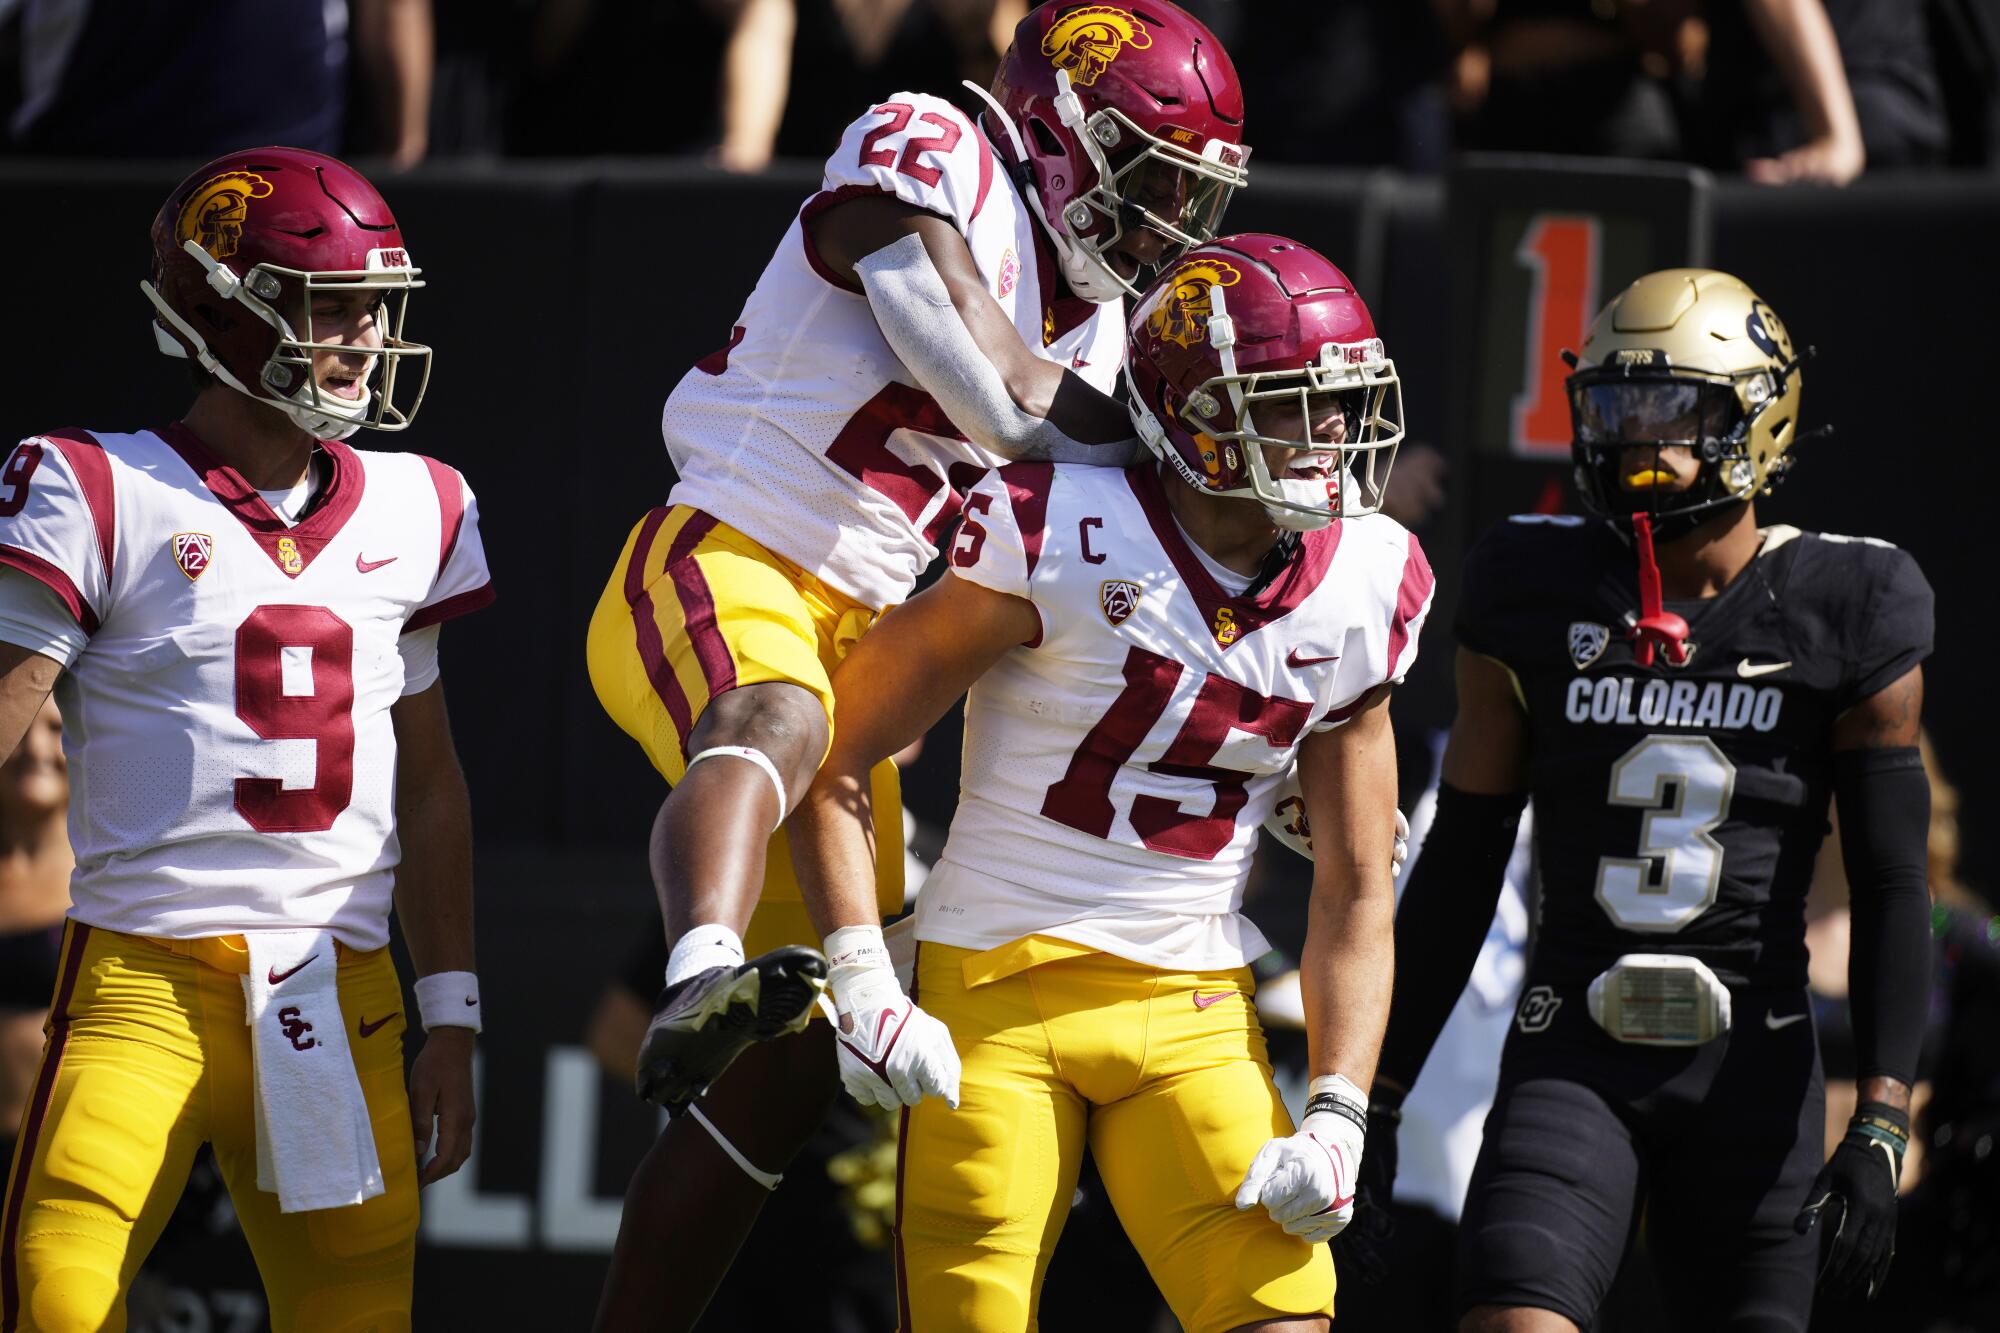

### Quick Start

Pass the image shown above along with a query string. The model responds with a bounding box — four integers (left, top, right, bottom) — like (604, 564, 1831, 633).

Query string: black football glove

(1794, 1100, 1908, 1300)
(1331, 1096, 1402, 1285)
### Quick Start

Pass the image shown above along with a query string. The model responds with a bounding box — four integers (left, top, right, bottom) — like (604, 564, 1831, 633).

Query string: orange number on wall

(1510, 215, 1601, 458)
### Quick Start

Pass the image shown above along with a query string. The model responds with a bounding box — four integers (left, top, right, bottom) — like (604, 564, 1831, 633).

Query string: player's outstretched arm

(1330, 648, 1530, 1281)
(1798, 664, 1928, 1298)
(789, 568, 1037, 1110)
(1237, 686, 1399, 1245)
(0, 641, 63, 761)
(810, 196, 1134, 458)
(390, 680, 479, 1185)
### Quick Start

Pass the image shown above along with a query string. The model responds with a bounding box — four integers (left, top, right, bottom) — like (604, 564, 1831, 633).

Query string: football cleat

(634, 945, 829, 1111)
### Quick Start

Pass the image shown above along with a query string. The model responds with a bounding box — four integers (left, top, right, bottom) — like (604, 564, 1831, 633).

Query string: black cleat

(635, 944, 829, 1111)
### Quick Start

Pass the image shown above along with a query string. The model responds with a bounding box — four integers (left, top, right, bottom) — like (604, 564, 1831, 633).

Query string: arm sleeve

(855, 234, 1132, 462)
(397, 624, 441, 696)
(1375, 783, 1529, 1096)
(407, 464, 495, 633)
(819, 93, 991, 234)
(1836, 746, 1934, 1086)
(945, 465, 1046, 643)
(0, 437, 113, 636)
(1845, 547, 1933, 707)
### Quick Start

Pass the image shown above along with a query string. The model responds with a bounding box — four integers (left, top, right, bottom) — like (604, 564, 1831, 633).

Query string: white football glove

(1235, 1074, 1367, 1244)
(824, 924, 960, 1111)
(1261, 772, 1411, 878)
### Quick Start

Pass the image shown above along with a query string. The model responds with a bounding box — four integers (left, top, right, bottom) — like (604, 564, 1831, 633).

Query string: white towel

(240, 930, 385, 1214)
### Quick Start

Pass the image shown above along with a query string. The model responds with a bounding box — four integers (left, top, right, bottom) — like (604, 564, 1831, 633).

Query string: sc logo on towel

(277, 1005, 319, 1052)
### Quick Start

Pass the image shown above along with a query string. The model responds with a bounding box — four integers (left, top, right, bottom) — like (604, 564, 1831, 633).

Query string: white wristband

(415, 971, 482, 1033)
(823, 924, 898, 1015)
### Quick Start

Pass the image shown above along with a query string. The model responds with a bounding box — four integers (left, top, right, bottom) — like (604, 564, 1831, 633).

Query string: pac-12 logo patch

(1041, 6, 1153, 88)
(1100, 579, 1141, 625)
(1568, 621, 1610, 670)
(171, 532, 213, 581)
(997, 247, 1018, 299)
(1516, 985, 1562, 1034)
(176, 170, 274, 261)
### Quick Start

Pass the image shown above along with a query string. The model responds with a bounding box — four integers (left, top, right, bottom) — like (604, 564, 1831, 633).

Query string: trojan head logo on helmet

(1566, 268, 1807, 540)
(1041, 5, 1153, 85)
(1148, 258, 1240, 348)
(177, 171, 275, 261)
(1125, 234, 1405, 532)
(141, 147, 431, 441)
(966, 1, 1249, 304)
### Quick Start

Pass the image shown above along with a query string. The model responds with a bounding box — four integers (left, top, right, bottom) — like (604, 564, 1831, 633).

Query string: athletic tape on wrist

(690, 1105, 783, 1190)
(415, 971, 482, 1033)
(685, 745, 789, 832)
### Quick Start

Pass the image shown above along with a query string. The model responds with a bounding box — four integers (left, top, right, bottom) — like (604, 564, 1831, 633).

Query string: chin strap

(1628, 511, 1691, 668)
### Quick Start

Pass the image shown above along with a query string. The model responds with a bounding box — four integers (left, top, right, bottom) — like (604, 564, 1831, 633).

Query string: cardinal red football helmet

(968, 2, 1249, 303)
(142, 147, 430, 439)
(1125, 234, 1404, 531)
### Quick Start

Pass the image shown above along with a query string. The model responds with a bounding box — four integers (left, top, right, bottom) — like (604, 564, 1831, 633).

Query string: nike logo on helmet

(1287, 649, 1339, 668)
(356, 553, 398, 573)
(1736, 659, 1792, 679)
(358, 1012, 399, 1038)
(1765, 1011, 1808, 1031)
(267, 955, 319, 985)
(1192, 990, 1234, 1011)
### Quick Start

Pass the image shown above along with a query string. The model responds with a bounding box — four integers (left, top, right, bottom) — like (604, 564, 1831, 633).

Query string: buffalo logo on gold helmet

(176, 171, 275, 262)
(1147, 258, 1241, 349)
(1566, 268, 1807, 539)
(1041, 6, 1153, 87)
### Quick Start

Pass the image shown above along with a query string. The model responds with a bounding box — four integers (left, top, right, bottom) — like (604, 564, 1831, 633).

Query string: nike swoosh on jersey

(358, 1012, 399, 1038)
(1070, 353, 1089, 369)
(355, 553, 398, 573)
(1736, 659, 1793, 678)
(267, 955, 319, 985)
(1192, 990, 1234, 1010)
(1286, 649, 1340, 668)
(1764, 1011, 1808, 1030)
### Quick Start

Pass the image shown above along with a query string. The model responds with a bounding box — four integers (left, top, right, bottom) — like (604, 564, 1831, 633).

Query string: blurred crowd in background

(4, 0, 2000, 181)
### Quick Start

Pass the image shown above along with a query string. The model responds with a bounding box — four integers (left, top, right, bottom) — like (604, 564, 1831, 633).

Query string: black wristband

(1305, 1093, 1368, 1139)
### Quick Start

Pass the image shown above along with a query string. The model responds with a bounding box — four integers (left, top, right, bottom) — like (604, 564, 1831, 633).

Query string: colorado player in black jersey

(1345, 270, 1934, 1332)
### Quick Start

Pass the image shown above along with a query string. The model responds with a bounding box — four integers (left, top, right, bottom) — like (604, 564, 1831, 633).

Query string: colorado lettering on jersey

(1564, 675, 1783, 732)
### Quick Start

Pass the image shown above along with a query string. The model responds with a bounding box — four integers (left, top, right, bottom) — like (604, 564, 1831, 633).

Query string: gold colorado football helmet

(1566, 269, 1806, 537)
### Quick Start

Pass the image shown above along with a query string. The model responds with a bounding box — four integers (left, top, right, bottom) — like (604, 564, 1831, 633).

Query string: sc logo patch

(1515, 985, 1562, 1034)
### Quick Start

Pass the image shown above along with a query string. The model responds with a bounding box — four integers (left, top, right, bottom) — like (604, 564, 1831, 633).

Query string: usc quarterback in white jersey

(0, 148, 485, 1333)
(795, 234, 1427, 1330)
(0, 424, 489, 949)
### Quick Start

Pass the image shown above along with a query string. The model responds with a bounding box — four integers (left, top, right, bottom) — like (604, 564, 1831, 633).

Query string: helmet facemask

(144, 239, 431, 441)
(1052, 71, 1248, 301)
(1568, 359, 1795, 541)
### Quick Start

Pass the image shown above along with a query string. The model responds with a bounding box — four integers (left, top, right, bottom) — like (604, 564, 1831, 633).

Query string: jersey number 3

(235, 605, 356, 834)
(1594, 735, 1737, 932)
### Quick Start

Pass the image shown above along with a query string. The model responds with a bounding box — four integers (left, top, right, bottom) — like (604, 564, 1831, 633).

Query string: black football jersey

(1457, 516, 1933, 990)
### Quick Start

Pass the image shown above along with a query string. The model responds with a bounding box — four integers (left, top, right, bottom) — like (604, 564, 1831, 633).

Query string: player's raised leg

(585, 507, 840, 1112)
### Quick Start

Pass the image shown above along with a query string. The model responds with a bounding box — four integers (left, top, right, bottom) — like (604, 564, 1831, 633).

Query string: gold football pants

(2, 924, 419, 1333)
(586, 504, 904, 950)
(896, 938, 1338, 1332)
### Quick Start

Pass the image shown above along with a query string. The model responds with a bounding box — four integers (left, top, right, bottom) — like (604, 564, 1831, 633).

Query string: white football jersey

(0, 425, 492, 950)
(662, 91, 1126, 611)
(922, 462, 1434, 969)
